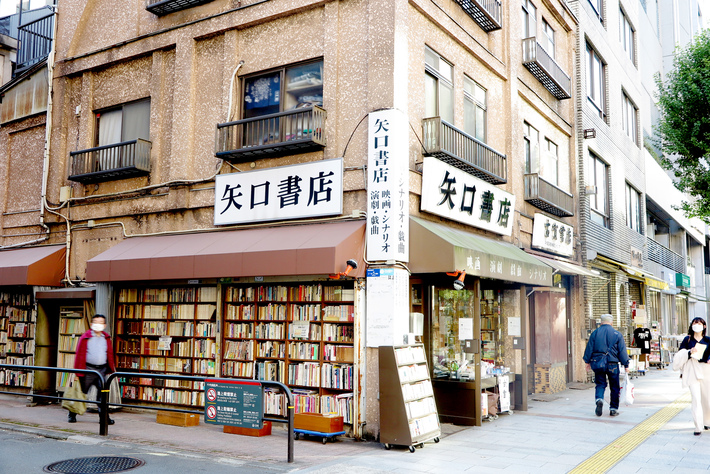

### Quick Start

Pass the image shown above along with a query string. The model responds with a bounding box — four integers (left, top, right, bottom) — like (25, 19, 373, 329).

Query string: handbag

(620, 371, 635, 405)
(590, 351, 609, 370)
(62, 378, 87, 415)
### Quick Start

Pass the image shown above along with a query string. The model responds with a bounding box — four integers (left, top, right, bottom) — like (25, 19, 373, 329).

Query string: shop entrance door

(530, 288, 567, 394)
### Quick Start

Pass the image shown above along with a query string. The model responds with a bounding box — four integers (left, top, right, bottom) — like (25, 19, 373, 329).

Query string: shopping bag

(62, 379, 87, 415)
(620, 372, 635, 406)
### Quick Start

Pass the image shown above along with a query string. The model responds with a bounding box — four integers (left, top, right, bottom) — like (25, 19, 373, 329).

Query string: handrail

(16, 12, 54, 72)
(0, 364, 295, 462)
(69, 138, 152, 180)
(521, 38, 571, 99)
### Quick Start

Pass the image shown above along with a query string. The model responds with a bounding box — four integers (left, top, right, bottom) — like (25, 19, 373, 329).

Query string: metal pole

(287, 403, 294, 463)
(99, 377, 109, 436)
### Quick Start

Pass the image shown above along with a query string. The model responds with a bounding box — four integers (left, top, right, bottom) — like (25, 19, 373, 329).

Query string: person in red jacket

(69, 314, 116, 424)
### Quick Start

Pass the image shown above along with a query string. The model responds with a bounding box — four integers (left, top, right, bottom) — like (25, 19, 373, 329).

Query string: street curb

(0, 421, 72, 441)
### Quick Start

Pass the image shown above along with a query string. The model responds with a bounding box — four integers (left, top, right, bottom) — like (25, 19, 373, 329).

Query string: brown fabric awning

(86, 221, 366, 282)
(0, 245, 65, 286)
(409, 217, 553, 286)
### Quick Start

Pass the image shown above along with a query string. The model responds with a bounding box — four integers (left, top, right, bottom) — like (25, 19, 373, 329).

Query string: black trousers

(80, 363, 110, 413)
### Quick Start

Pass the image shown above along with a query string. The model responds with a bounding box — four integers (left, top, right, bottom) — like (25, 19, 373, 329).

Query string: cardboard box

(294, 413, 343, 433)
(156, 411, 200, 427)
(223, 421, 272, 437)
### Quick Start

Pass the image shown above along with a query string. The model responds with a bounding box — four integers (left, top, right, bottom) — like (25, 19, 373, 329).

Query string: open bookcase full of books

(0, 289, 35, 389)
(113, 282, 356, 426)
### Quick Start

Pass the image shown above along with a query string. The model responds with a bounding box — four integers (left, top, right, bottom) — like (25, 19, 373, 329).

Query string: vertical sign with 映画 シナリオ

(204, 379, 263, 429)
(366, 109, 409, 263)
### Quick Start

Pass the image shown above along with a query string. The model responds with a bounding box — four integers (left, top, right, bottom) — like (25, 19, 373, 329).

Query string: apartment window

(524, 122, 539, 174)
(586, 44, 606, 120)
(542, 138, 559, 186)
(588, 152, 609, 228)
(243, 60, 323, 119)
(463, 76, 486, 142)
(622, 92, 638, 145)
(620, 9, 635, 64)
(626, 183, 642, 233)
(425, 47, 454, 124)
(96, 99, 150, 147)
(522, 0, 537, 39)
(588, 0, 603, 22)
(542, 20, 555, 59)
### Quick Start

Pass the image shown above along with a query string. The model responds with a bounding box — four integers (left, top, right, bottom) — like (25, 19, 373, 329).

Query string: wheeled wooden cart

(294, 428, 346, 444)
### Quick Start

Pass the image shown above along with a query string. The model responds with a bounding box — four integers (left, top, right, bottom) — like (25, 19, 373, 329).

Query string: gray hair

(600, 314, 613, 324)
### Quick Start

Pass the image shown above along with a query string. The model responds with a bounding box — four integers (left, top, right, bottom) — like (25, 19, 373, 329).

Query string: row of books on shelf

(405, 396, 436, 419)
(2, 355, 33, 365)
(3, 307, 33, 320)
(59, 335, 81, 352)
(0, 369, 34, 387)
(121, 385, 206, 405)
(394, 345, 426, 365)
(264, 388, 353, 423)
(322, 305, 354, 322)
(286, 362, 354, 388)
(58, 353, 75, 368)
(0, 292, 32, 306)
(409, 413, 439, 438)
(118, 287, 217, 303)
(60, 318, 86, 334)
(402, 380, 433, 402)
(117, 355, 216, 374)
(398, 364, 429, 383)
(4, 339, 34, 354)
(223, 285, 353, 303)
(222, 360, 254, 377)
(118, 304, 216, 321)
(8, 322, 35, 338)
(224, 303, 352, 322)
(119, 376, 205, 391)
(56, 371, 72, 388)
(220, 340, 353, 362)
(119, 321, 215, 337)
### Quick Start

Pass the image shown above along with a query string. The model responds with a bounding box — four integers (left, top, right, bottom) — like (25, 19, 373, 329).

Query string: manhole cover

(44, 456, 145, 473)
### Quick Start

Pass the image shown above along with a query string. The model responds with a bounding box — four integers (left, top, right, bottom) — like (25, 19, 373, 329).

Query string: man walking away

(70, 314, 116, 424)
(583, 314, 630, 417)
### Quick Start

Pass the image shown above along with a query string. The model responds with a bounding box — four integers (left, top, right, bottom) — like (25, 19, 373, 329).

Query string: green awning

(410, 217, 552, 286)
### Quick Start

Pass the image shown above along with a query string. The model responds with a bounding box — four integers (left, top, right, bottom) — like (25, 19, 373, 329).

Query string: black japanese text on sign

(204, 379, 263, 429)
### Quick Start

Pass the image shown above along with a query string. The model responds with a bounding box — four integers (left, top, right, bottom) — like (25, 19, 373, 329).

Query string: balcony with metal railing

(647, 237, 685, 274)
(68, 139, 152, 184)
(523, 173, 574, 217)
(453, 0, 502, 31)
(521, 38, 571, 100)
(15, 11, 54, 75)
(215, 106, 326, 161)
(422, 117, 507, 184)
(146, 0, 215, 16)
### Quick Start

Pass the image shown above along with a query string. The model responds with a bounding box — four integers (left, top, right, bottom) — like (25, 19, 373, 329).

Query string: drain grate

(44, 456, 145, 473)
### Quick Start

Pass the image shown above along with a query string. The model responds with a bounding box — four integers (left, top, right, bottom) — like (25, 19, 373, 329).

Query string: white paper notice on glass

(458, 318, 473, 340)
(508, 317, 521, 337)
(157, 336, 172, 351)
(291, 321, 309, 339)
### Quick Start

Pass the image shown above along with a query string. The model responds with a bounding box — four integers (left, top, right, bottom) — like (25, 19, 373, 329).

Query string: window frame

(241, 58, 324, 120)
(524, 121, 539, 174)
(94, 98, 151, 147)
(622, 92, 639, 145)
(588, 0, 603, 23)
(619, 9, 635, 65)
(588, 151, 610, 228)
(424, 46, 454, 124)
(586, 43, 606, 121)
(543, 137, 559, 186)
(542, 19, 555, 59)
(522, 0, 537, 39)
(625, 182, 642, 233)
(463, 75, 487, 142)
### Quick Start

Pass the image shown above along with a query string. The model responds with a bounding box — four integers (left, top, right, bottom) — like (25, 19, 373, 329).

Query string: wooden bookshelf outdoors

(56, 307, 87, 391)
(114, 286, 218, 406)
(0, 289, 35, 389)
(223, 283, 355, 424)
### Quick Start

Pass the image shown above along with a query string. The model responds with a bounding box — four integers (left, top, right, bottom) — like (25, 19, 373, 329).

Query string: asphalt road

(0, 428, 291, 474)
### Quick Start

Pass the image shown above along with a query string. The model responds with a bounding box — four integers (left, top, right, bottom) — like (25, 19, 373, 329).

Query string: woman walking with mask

(673, 317, 710, 435)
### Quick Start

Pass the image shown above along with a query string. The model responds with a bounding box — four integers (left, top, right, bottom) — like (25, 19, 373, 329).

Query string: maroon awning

(0, 245, 65, 286)
(85, 221, 366, 282)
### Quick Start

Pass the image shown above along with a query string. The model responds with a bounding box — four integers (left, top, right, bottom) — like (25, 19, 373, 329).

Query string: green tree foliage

(655, 29, 710, 221)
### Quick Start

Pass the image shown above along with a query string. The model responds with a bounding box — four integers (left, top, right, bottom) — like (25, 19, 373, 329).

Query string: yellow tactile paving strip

(568, 392, 692, 474)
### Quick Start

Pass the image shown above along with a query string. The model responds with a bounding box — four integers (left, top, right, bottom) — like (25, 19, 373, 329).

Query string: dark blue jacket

(583, 324, 630, 367)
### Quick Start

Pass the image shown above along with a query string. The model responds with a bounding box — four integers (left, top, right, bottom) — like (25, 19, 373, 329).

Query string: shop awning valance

(532, 254, 603, 278)
(36, 287, 95, 299)
(85, 221, 365, 282)
(409, 217, 553, 286)
(0, 245, 65, 286)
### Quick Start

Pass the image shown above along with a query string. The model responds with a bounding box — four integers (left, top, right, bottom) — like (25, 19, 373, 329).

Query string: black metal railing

(523, 173, 574, 217)
(16, 12, 54, 74)
(422, 117, 507, 184)
(521, 38, 571, 100)
(146, 0, 216, 16)
(0, 364, 295, 462)
(68, 139, 152, 183)
(453, 0, 502, 31)
(216, 106, 326, 161)
(647, 237, 685, 274)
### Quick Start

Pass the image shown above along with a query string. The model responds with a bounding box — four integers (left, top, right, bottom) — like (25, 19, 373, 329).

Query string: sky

(0, 0, 47, 18)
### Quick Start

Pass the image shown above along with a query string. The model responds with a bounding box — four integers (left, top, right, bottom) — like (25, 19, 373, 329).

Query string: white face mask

(692, 324, 704, 333)
(91, 323, 105, 333)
